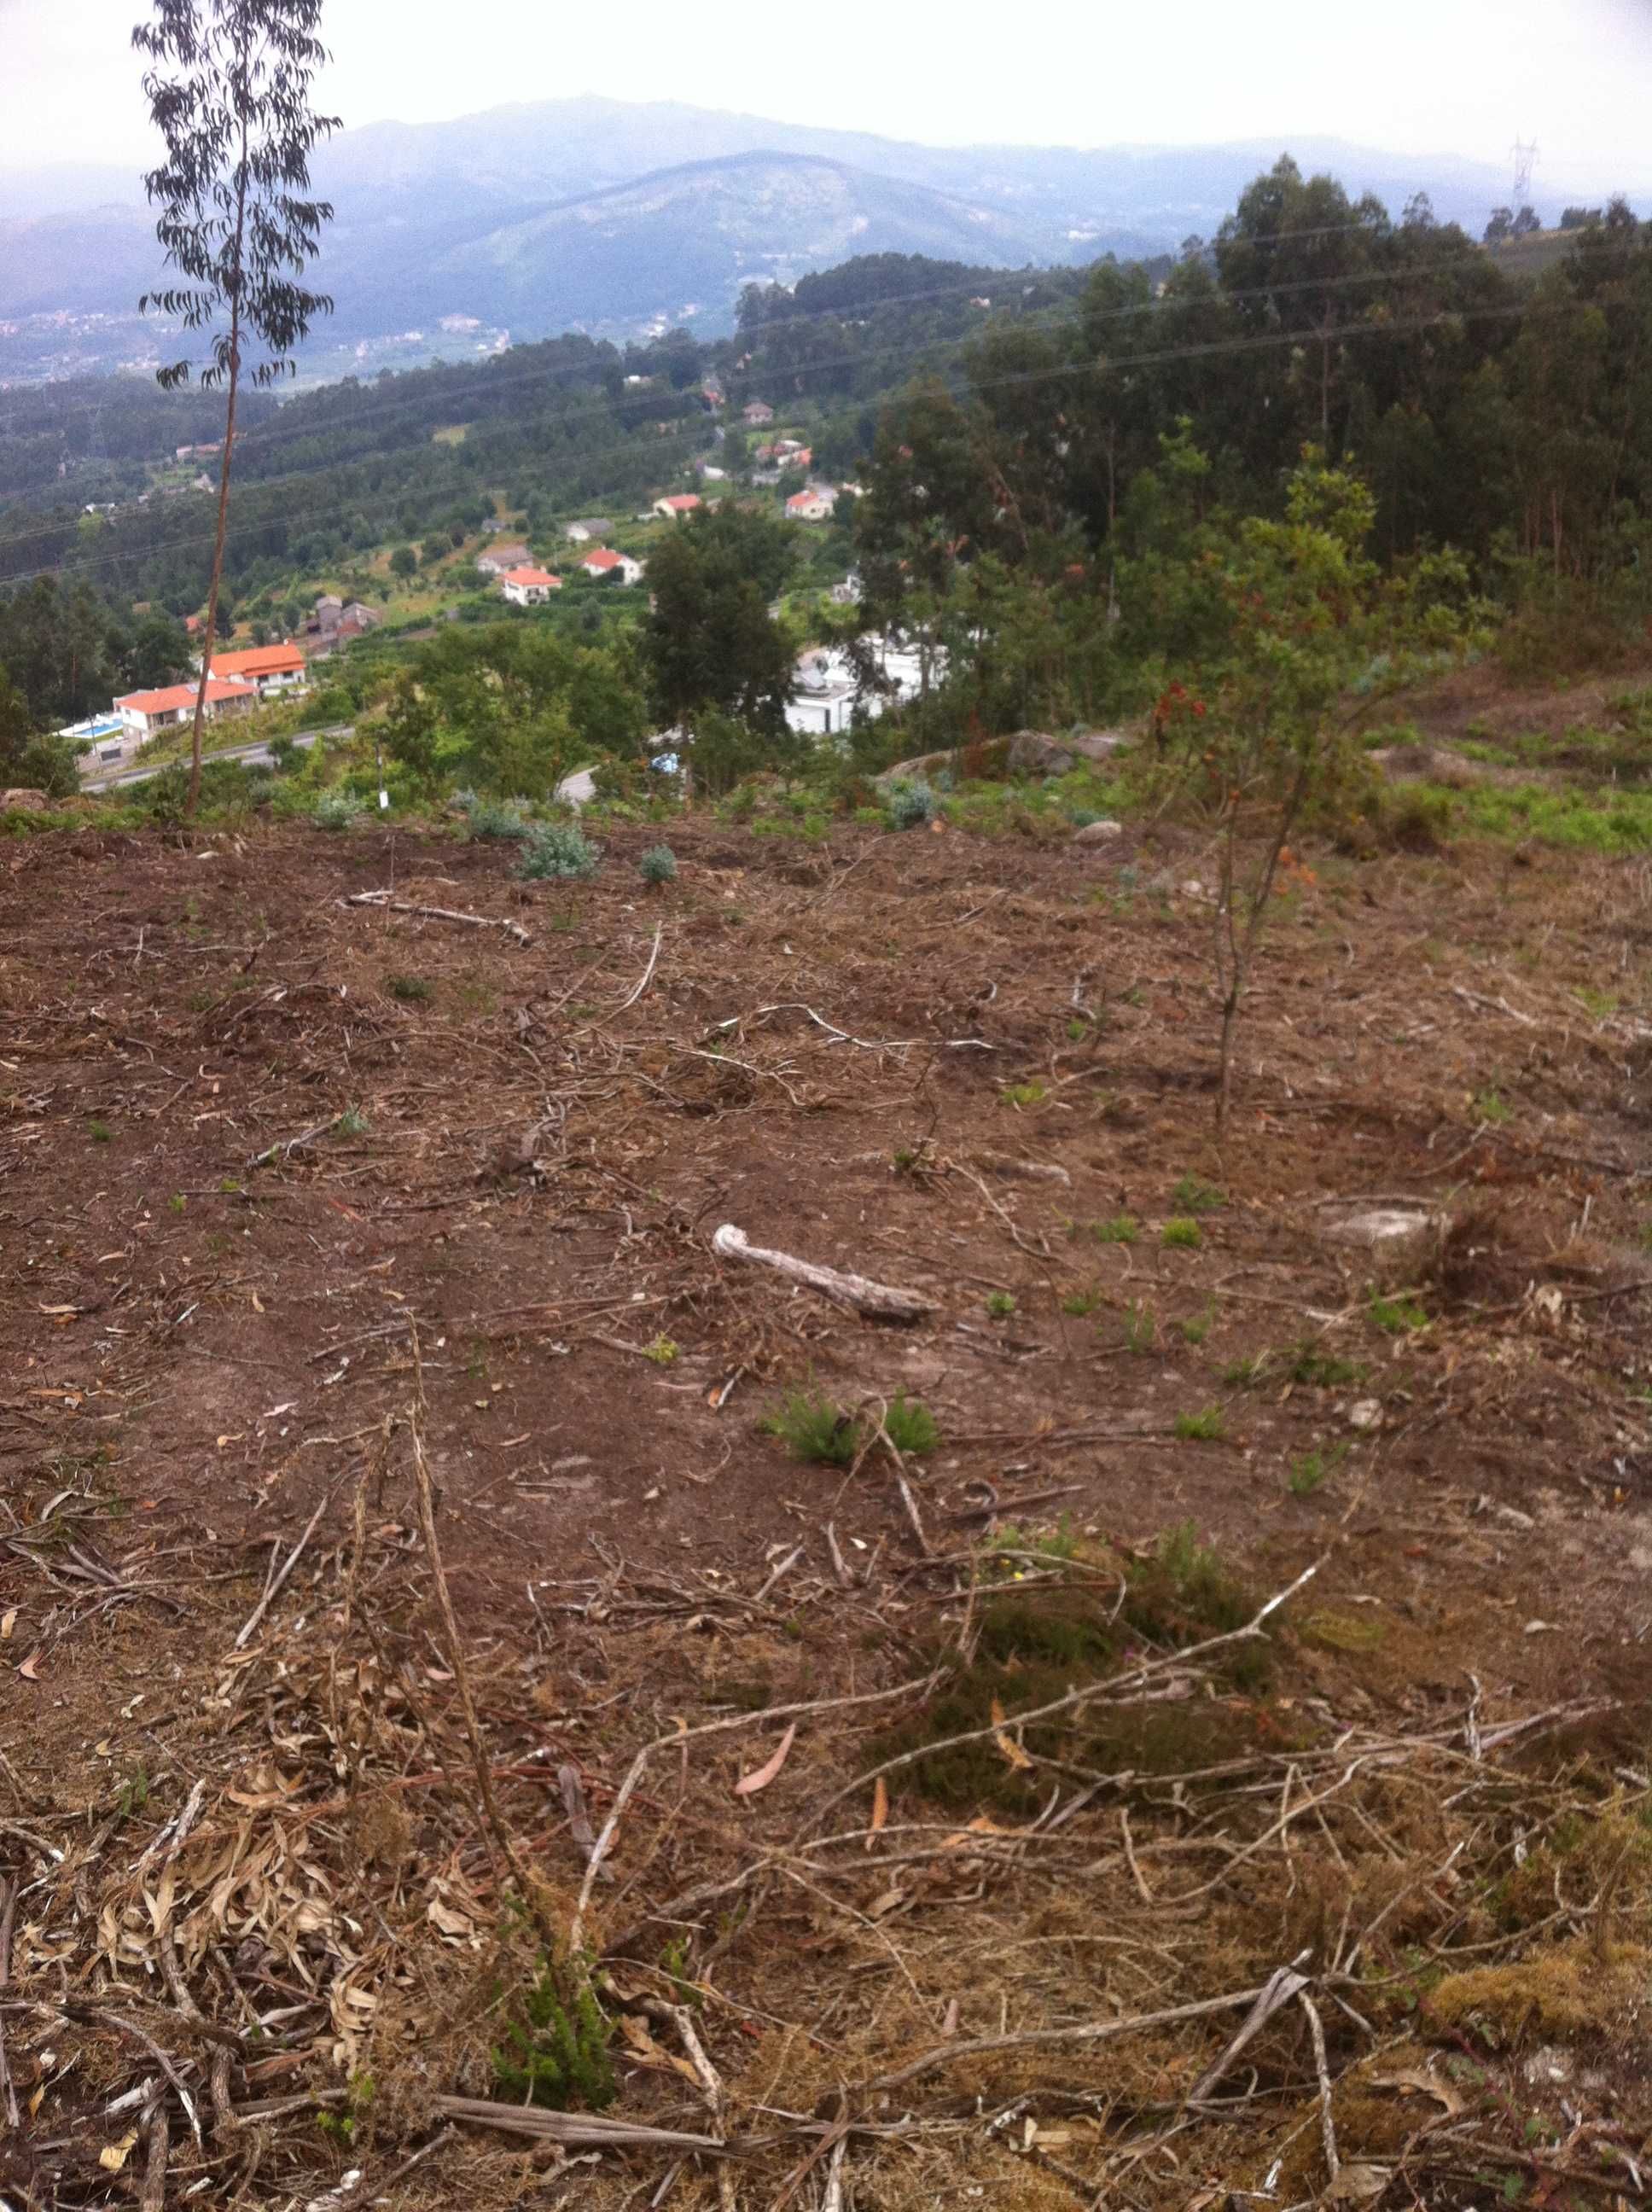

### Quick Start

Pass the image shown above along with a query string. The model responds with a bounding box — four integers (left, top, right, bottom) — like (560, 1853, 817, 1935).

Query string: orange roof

(117, 678, 256, 715)
(658, 493, 701, 510)
(582, 548, 627, 568)
(500, 566, 561, 588)
(206, 643, 305, 680)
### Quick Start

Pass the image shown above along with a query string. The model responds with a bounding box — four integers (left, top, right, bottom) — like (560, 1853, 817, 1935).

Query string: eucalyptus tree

(133, 0, 338, 814)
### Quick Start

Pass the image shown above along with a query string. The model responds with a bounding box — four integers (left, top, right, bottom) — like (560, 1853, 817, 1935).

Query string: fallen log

(342, 891, 531, 946)
(433, 2095, 724, 2152)
(711, 1224, 935, 1322)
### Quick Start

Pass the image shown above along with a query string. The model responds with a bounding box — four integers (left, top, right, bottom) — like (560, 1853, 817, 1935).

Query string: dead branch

(342, 889, 531, 946)
(432, 2095, 727, 2152)
(711, 1224, 936, 1322)
(1186, 1959, 1311, 2104)
(860, 1983, 1271, 2095)
(232, 1493, 328, 1650)
(613, 923, 665, 1013)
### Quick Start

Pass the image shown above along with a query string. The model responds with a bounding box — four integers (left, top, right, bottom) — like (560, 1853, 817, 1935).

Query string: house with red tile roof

(579, 549, 645, 585)
(498, 565, 563, 606)
(114, 677, 258, 744)
(652, 493, 702, 521)
(203, 641, 308, 696)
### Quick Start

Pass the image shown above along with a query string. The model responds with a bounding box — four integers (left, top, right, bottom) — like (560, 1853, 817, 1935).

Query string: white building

(784, 635, 939, 737)
(579, 549, 645, 585)
(498, 565, 562, 606)
(201, 642, 308, 698)
(113, 677, 259, 745)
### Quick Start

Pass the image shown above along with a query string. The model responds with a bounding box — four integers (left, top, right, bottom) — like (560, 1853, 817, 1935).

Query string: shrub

(492, 1958, 615, 2110)
(518, 822, 599, 880)
(1161, 1217, 1202, 1249)
(313, 792, 362, 831)
(387, 973, 432, 1002)
(884, 776, 939, 830)
(1171, 1173, 1225, 1214)
(763, 1389, 858, 1464)
(1091, 1213, 1139, 1244)
(466, 797, 532, 841)
(1369, 1291, 1428, 1335)
(985, 1290, 1018, 1318)
(882, 1391, 940, 1455)
(638, 843, 678, 884)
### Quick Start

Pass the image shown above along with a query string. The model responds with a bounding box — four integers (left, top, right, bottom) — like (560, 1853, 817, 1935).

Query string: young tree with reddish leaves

(133, 0, 338, 818)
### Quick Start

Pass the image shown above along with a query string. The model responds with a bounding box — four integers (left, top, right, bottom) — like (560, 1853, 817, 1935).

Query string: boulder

(1068, 728, 1131, 765)
(1072, 818, 1124, 845)
(0, 788, 50, 812)
(1368, 742, 1486, 790)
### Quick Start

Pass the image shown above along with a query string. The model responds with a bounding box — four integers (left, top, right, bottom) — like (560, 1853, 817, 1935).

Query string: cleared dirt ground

(2, 808, 1649, 2210)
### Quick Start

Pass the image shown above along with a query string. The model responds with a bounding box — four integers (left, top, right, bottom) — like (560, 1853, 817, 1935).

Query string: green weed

(518, 822, 599, 880)
(1161, 1217, 1202, 1250)
(1174, 1406, 1226, 1442)
(492, 1957, 615, 2111)
(1289, 1442, 1350, 1496)
(1287, 1340, 1368, 1386)
(1121, 1299, 1156, 1353)
(1091, 1213, 1139, 1244)
(1178, 1300, 1217, 1346)
(1171, 1173, 1226, 1214)
(1474, 1086, 1512, 1125)
(1061, 1287, 1102, 1316)
(638, 843, 678, 884)
(763, 1390, 858, 1464)
(88, 1119, 113, 1144)
(985, 1290, 1018, 1318)
(387, 973, 433, 1002)
(334, 1105, 369, 1138)
(882, 1391, 940, 1455)
(1369, 1291, 1428, 1335)
(642, 1336, 679, 1365)
(1001, 1080, 1048, 1109)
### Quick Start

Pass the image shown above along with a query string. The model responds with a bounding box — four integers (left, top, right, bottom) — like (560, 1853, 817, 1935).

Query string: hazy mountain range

(0, 96, 1599, 381)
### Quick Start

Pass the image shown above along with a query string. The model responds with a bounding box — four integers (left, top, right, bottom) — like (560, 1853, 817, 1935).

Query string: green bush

(518, 822, 598, 880)
(638, 843, 678, 884)
(313, 792, 362, 831)
(882, 1391, 940, 1455)
(1161, 1217, 1202, 1249)
(884, 776, 939, 830)
(763, 1389, 858, 1464)
(465, 797, 532, 841)
(492, 1959, 615, 2111)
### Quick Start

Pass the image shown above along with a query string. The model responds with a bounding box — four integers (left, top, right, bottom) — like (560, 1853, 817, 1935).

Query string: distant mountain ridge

(0, 96, 1620, 381)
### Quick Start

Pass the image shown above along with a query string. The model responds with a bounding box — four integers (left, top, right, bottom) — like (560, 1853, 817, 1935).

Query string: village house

(475, 543, 531, 577)
(784, 635, 937, 737)
(696, 461, 728, 481)
(653, 493, 702, 521)
(498, 565, 562, 606)
(563, 518, 613, 544)
(829, 570, 863, 605)
(302, 595, 383, 654)
(786, 485, 837, 523)
(113, 677, 258, 745)
(579, 549, 645, 585)
(202, 641, 308, 698)
(742, 400, 775, 426)
(774, 439, 809, 463)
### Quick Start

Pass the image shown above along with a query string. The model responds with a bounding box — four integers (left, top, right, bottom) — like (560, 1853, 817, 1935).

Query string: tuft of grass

(1091, 1212, 1139, 1244)
(334, 1105, 369, 1138)
(1287, 1339, 1369, 1386)
(88, 1119, 113, 1144)
(638, 843, 678, 885)
(763, 1389, 858, 1464)
(518, 822, 599, 880)
(1161, 1217, 1202, 1250)
(985, 1290, 1018, 1319)
(642, 1335, 679, 1365)
(1061, 1286, 1102, 1317)
(1174, 1405, 1226, 1442)
(1223, 1352, 1271, 1388)
(882, 1390, 940, 1455)
(387, 972, 433, 1002)
(1288, 1441, 1349, 1496)
(1369, 1290, 1428, 1336)
(1473, 1086, 1512, 1125)
(1178, 1300, 1217, 1346)
(168, 1193, 186, 1214)
(1001, 1080, 1048, 1109)
(1171, 1173, 1226, 1214)
(1121, 1299, 1156, 1353)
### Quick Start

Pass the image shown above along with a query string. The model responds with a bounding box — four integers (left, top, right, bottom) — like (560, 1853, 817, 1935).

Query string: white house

(696, 462, 728, 482)
(202, 642, 308, 698)
(114, 677, 258, 745)
(653, 493, 702, 521)
(498, 565, 562, 606)
(783, 635, 939, 738)
(786, 485, 836, 523)
(742, 400, 775, 426)
(579, 549, 644, 585)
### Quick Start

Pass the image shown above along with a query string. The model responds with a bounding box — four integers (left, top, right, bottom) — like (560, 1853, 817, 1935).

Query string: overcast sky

(4, 0, 1648, 190)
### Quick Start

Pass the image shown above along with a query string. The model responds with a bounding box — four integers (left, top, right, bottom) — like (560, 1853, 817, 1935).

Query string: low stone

(1369, 742, 1487, 790)
(1347, 1399, 1384, 1432)
(0, 788, 49, 812)
(1322, 1205, 1447, 1284)
(1067, 728, 1131, 764)
(1071, 818, 1124, 844)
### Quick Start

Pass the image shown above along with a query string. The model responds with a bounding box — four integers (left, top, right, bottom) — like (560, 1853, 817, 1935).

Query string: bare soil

(3, 811, 1649, 2209)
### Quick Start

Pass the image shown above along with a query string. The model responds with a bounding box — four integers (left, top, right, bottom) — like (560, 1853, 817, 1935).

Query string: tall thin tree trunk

(185, 111, 250, 823)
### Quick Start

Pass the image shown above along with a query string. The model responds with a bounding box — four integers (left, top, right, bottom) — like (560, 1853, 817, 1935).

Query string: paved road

(79, 724, 352, 793)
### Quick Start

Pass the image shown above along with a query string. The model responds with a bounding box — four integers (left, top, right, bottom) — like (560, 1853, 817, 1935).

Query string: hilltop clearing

(1, 811, 1649, 2210)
